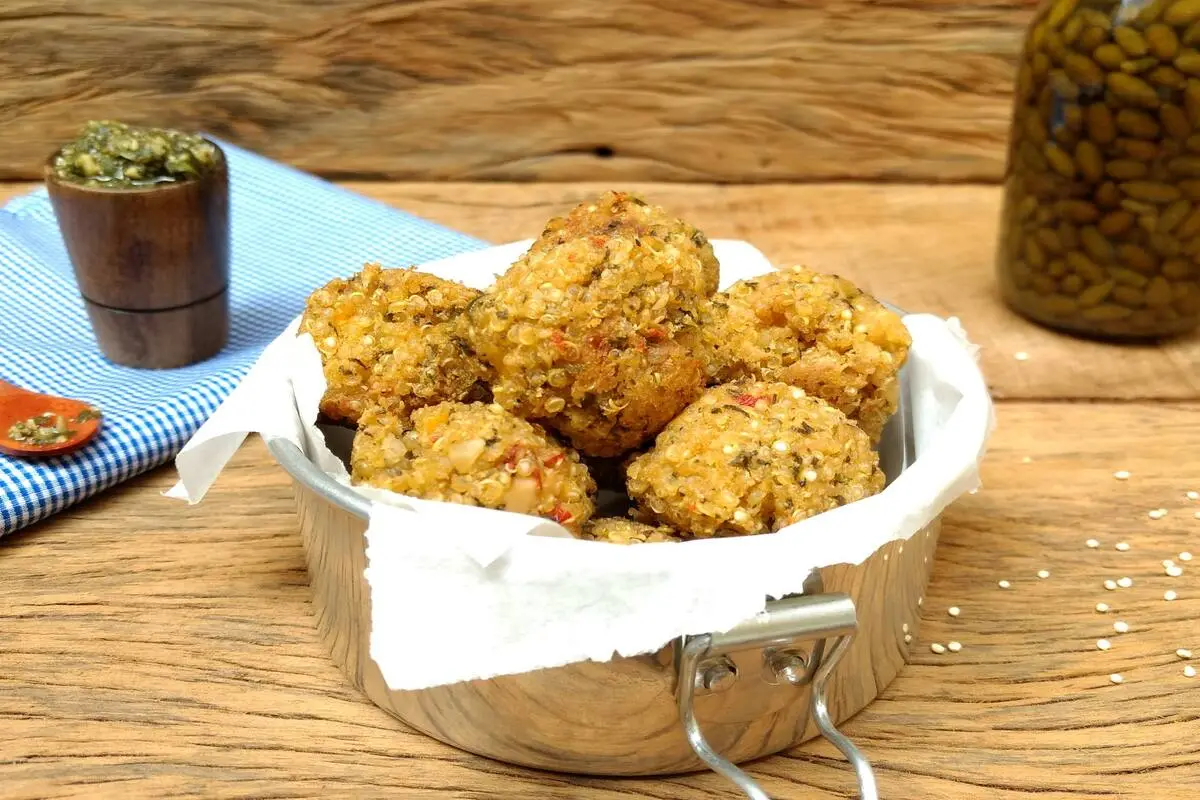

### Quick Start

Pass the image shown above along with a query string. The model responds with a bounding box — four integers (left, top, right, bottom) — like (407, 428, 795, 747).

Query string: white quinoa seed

(947, 641, 963, 652)
(1113, 621, 1130, 634)
(1014, 351, 1030, 361)
(1118, 577, 1134, 588)
(1177, 649, 1193, 659)
(1166, 565, 1184, 577)
(1164, 559, 1176, 568)
(1021, 456, 1032, 464)
(1187, 491, 1199, 500)
(1195, 511, 1200, 520)
(902, 623, 909, 633)
(1113, 470, 1131, 480)
(930, 643, 946, 654)
(1164, 590, 1178, 601)
(1186, 666, 1197, 678)
(1180, 552, 1193, 562)
(1038, 569, 1051, 579)
(1115, 541, 1130, 551)
(1096, 602, 1110, 613)
(1110, 673, 1124, 684)
(1104, 579, 1118, 591)
(998, 580, 1011, 589)
(1086, 538, 1100, 548)
(1149, 508, 1167, 520)
(904, 633, 913, 644)
(948, 606, 961, 617)
(1097, 639, 1112, 651)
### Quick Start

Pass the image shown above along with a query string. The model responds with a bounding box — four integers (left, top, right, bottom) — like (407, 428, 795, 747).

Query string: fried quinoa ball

(625, 382, 884, 538)
(350, 401, 596, 532)
(580, 517, 683, 545)
(465, 192, 717, 458)
(299, 263, 488, 424)
(702, 266, 911, 441)
(529, 190, 720, 295)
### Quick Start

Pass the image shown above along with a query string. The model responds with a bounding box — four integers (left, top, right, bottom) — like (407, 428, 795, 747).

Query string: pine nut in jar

(997, 0, 1200, 339)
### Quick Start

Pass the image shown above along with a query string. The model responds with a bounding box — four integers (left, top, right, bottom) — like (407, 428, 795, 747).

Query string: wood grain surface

(0, 0, 1032, 182)
(3, 178, 1200, 797)
(4, 179, 1198, 400)
(2, 402, 1198, 799)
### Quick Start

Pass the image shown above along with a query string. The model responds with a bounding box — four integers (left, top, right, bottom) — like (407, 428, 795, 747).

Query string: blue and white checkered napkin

(0, 143, 487, 536)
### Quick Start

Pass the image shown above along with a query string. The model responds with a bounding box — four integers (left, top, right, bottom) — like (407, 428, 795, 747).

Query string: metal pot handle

(676, 593, 880, 800)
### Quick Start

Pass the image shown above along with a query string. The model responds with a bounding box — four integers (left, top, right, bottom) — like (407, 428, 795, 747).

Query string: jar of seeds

(997, 0, 1200, 338)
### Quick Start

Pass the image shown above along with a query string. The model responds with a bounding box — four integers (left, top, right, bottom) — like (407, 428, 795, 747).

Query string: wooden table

(2, 182, 1198, 799)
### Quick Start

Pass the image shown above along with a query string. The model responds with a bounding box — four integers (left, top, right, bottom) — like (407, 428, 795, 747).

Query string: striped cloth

(0, 143, 486, 536)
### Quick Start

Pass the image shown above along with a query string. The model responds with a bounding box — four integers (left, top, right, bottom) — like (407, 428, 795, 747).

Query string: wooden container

(44, 142, 231, 369)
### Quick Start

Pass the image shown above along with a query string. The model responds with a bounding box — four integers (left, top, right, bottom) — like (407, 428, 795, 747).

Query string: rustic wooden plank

(1, 401, 1197, 799)
(0, 0, 1031, 182)
(4, 179, 1199, 400)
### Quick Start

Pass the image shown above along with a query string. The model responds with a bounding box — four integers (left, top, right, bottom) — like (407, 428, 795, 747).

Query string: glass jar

(997, 0, 1200, 339)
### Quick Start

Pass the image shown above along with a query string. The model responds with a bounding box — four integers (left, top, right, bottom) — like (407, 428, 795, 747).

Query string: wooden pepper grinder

(44, 141, 231, 369)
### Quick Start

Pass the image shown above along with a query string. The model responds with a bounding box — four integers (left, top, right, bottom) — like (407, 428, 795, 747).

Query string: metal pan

(269, 366, 936, 800)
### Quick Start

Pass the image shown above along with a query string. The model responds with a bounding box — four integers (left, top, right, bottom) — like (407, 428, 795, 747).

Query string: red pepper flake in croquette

(550, 504, 573, 525)
(735, 393, 761, 407)
(643, 326, 667, 343)
(544, 452, 565, 467)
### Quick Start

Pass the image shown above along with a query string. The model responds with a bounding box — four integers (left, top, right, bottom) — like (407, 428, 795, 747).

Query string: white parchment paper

(168, 240, 995, 691)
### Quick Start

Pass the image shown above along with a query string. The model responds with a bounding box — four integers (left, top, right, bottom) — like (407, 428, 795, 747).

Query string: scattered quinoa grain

(1149, 508, 1167, 520)
(1104, 580, 1118, 591)
(1166, 565, 1184, 577)
(1109, 673, 1124, 684)
(1014, 351, 1030, 361)
(1185, 666, 1197, 678)
(902, 623, 909, 633)
(1113, 621, 1130, 634)
(1187, 491, 1199, 501)
(1115, 542, 1130, 552)
(930, 643, 946, 654)
(1113, 470, 1131, 480)
(948, 606, 961, 617)
(947, 641, 962, 653)
(1117, 577, 1134, 588)
(1021, 456, 1032, 464)
(1097, 639, 1112, 651)
(998, 580, 1011, 589)
(1096, 602, 1110, 613)
(1180, 552, 1193, 562)
(1086, 538, 1100, 548)
(1164, 590, 1178, 601)
(904, 633, 913, 644)
(1177, 649, 1193, 659)
(1037, 569, 1051, 579)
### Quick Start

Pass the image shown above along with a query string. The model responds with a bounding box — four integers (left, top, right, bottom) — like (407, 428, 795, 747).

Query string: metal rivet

(767, 649, 809, 685)
(696, 659, 738, 693)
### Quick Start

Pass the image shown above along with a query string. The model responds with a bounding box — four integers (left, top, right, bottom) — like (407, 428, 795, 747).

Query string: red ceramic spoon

(0, 380, 102, 458)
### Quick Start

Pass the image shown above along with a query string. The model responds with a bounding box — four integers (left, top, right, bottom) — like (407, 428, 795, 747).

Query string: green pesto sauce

(52, 120, 217, 188)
